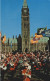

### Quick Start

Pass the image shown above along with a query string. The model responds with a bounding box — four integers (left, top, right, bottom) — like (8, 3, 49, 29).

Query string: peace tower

(21, 0, 30, 52)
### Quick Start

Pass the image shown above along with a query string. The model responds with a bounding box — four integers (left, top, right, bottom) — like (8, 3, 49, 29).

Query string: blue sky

(1, 0, 50, 38)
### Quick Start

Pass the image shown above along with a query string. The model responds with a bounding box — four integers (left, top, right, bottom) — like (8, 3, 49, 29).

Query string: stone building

(30, 36, 49, 52)
(17, 34, 22, 52)
(2, 37, 17, 53)
(1, 35, 49, 53)
(21, 0, 30, 52)
(1, 0, 49, 53)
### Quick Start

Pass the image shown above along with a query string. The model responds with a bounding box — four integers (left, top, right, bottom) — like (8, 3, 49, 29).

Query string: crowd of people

(0, 51, 50, 81)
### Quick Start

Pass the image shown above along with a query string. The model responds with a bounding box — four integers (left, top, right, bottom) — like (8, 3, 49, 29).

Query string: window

(24, 17, 28, 21)
(27, 17, 28, 21)
(24, 23, 26, 26)
(25, 40, 27, 45)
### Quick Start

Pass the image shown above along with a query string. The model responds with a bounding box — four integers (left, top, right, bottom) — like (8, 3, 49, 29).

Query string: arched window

(25, 40, 27, 45)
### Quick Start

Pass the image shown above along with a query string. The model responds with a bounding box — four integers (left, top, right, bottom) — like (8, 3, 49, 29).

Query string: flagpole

(10, 41, 12, 53)
(5, 43, 6, 54)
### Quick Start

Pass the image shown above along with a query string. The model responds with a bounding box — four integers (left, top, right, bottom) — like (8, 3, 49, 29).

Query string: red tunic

(23, 77, 30, 81)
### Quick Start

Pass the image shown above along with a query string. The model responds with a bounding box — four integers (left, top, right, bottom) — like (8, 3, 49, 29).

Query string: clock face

(24, 10, 27, 13)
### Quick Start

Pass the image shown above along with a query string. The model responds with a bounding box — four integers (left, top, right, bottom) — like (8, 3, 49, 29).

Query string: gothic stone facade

(21, 0, 30, 52)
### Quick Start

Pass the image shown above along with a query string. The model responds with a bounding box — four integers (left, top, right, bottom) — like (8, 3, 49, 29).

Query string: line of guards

(1, 53, 32, 81)
(1, 52, 50, 81)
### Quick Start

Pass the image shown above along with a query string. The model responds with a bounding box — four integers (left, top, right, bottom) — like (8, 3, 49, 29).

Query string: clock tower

(21, 0, 30, 52)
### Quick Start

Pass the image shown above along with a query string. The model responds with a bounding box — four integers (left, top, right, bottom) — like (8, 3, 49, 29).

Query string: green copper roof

(30, 37, 49, 43)
(5, 38, 17, 44)
(23, 0, 27, 8)
(38, 37, 49, 43)
(4, 39, 8, 43)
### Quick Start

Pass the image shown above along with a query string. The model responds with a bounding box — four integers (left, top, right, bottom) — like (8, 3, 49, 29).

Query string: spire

(23, 0, 28, 8)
